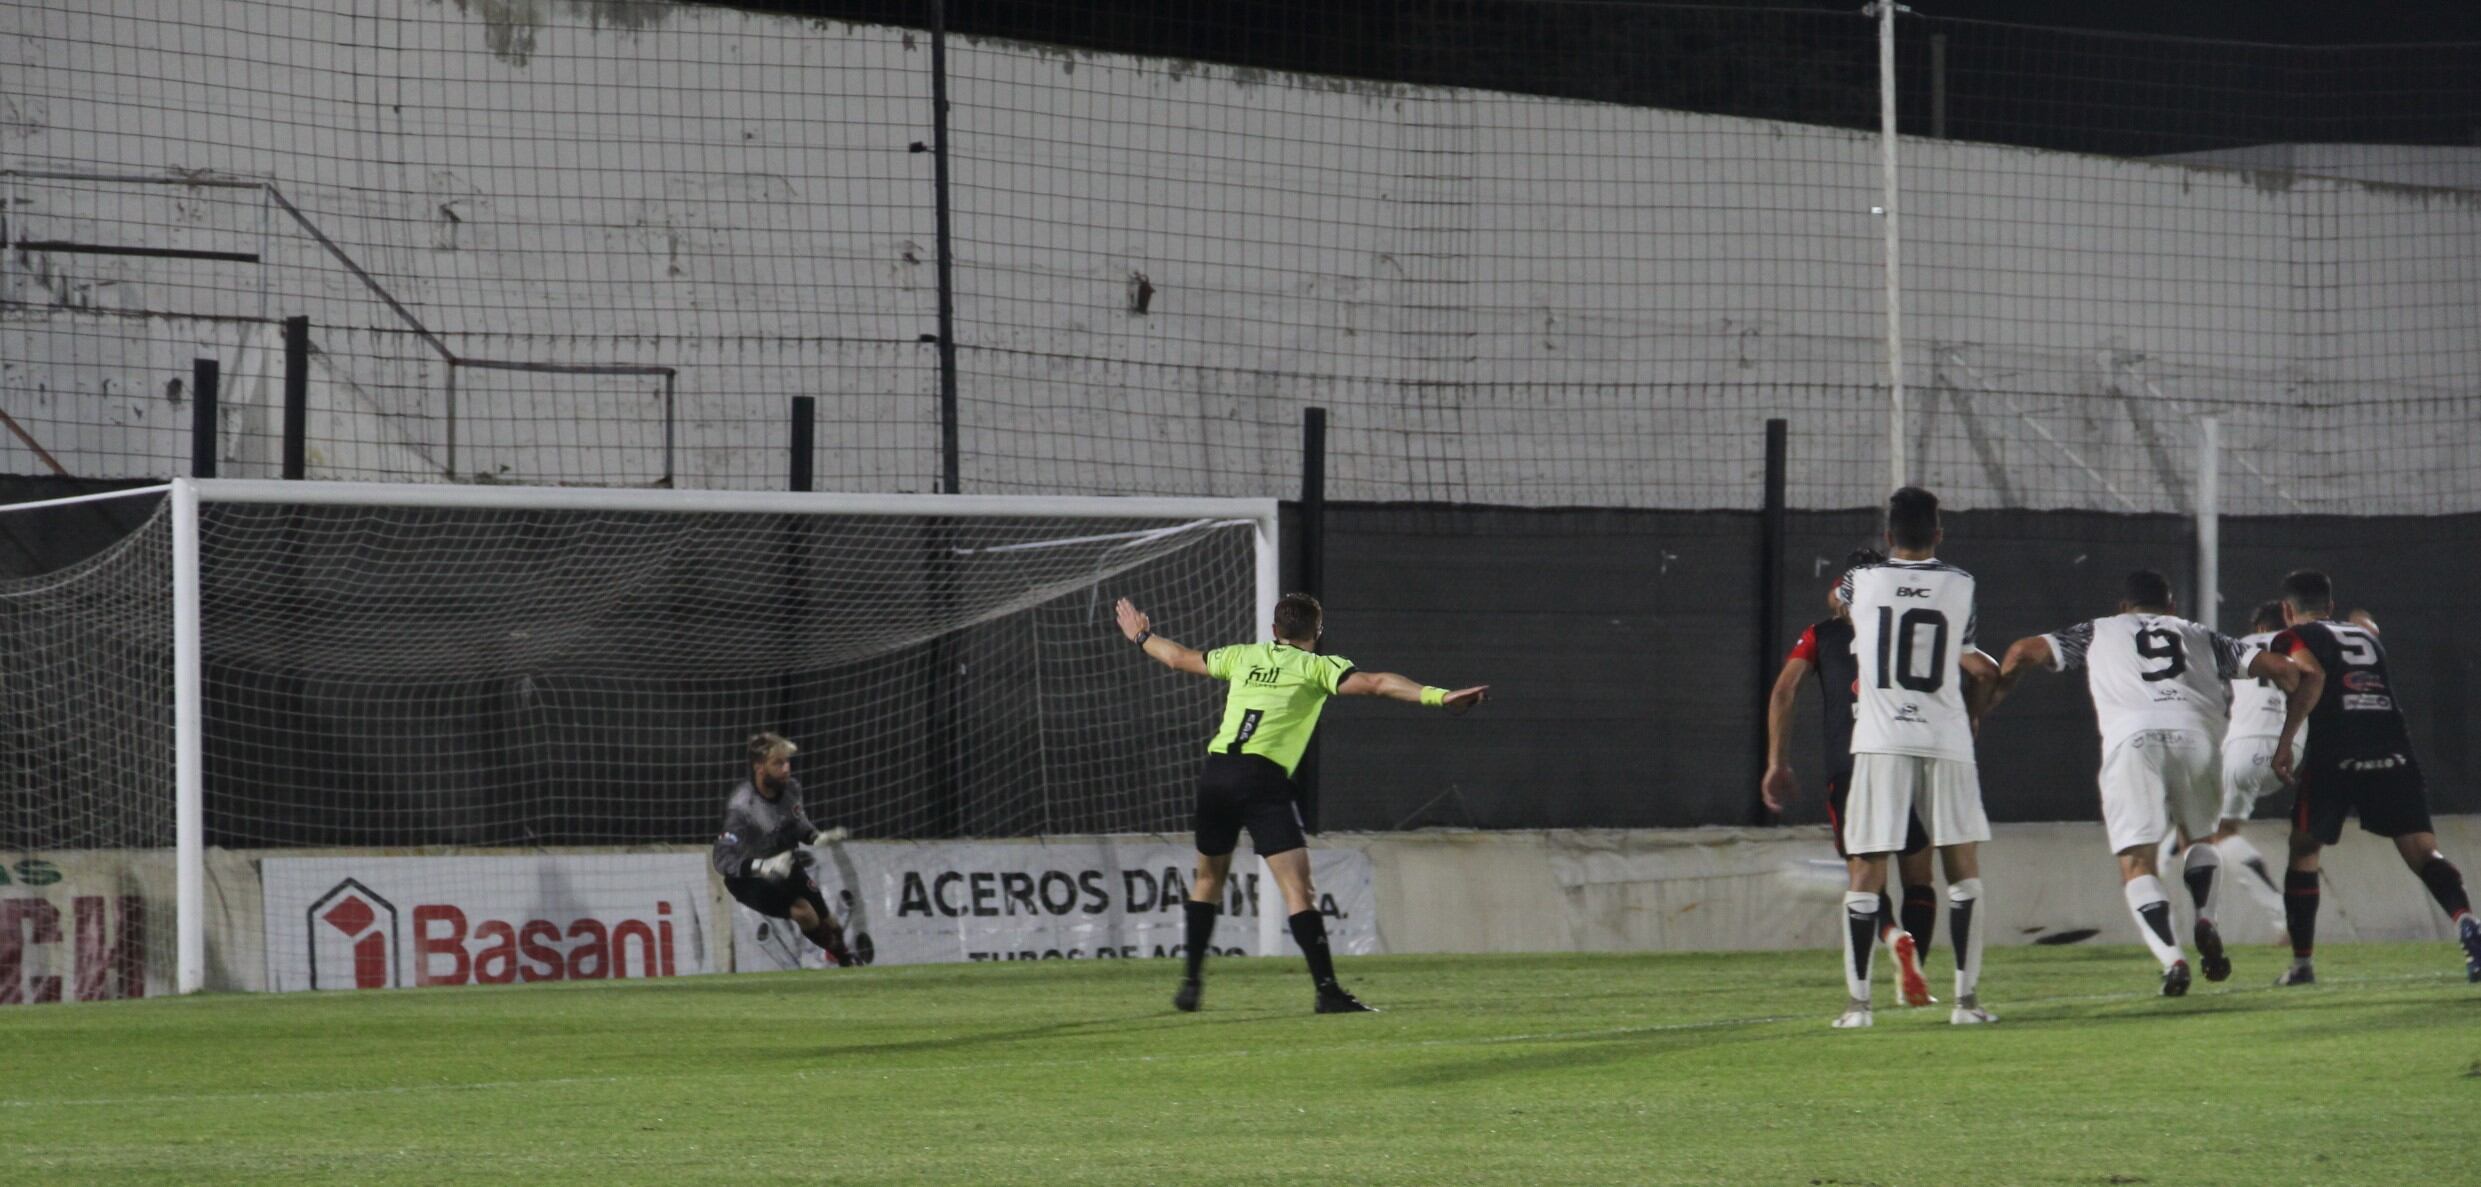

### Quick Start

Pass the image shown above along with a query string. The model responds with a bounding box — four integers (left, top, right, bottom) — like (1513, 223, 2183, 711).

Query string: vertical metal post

(1296, 407, 1327, 831)
(282, 317, 309, 480)
(444, 365, 459, 480)
(1930, 33, 1948, 139)
(191, 359, 220, 478)
(1757, 419, 1788, 824)
(1253, 506, 1283, 959)
(2197, 416, 2221, 630)
(171, 477, 205, 993)
(929, 0, 962, 495)
(1876, 2, 1907, 492)
(790, 396, 817, 492)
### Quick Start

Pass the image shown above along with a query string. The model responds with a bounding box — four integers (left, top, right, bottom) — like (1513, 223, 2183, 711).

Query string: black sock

(1181, 900, 1219, 982)
(1900, 884, 1939, 951)
(2417, 857, 2471, 920)
(2244, 857, 2279, 892)
(2137, 900, 2177, 949)
(1288, 910, 1338, 990)
(2284, 869, 2320, 959)
(2182, 864, 2215, 912)
(1876, 889, 1895, 931)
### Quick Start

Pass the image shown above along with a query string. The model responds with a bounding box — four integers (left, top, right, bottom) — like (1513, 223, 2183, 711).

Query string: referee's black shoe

(1173, 979, 1202, 1013)
(1314, 984, 1376, 1014)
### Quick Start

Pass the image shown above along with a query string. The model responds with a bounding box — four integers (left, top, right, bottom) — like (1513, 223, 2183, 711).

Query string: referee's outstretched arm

(1114, 597, 1211, 675)
(1337, 669, 1489, 714)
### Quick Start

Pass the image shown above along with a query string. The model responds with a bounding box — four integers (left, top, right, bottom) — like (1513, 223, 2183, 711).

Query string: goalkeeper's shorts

(725, 870, 830, 921)
(1195, 753, 1308, 858)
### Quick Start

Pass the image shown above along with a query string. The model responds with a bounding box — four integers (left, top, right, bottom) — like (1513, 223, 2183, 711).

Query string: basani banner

(262, 854, 716, 993)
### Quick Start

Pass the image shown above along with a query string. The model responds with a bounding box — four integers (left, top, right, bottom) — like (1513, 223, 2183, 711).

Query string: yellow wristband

(1420, 686, 1447, 708)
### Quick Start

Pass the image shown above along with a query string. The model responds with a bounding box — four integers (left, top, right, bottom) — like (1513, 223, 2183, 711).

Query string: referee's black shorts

(1195, 753, 1308, 858)
(724, 870, 831, 921)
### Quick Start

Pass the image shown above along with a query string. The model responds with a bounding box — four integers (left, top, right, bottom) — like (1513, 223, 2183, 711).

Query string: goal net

(0, 481, 1271, 995)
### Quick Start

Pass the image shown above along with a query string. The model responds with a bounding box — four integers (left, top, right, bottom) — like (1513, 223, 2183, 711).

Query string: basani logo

(307, 879, 400, 991)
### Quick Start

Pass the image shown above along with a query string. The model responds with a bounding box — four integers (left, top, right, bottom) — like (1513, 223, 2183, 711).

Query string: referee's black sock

(1288, 910, 1338, 989)
(1181, 899, 1220, 983)
(2283, 869, 2320, 960)
(1900, 884, 1939, 952)
(2416, 856, 2471, 920)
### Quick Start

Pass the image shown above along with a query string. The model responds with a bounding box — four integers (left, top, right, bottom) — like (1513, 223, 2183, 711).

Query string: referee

(1115, 593, 1486, 1013)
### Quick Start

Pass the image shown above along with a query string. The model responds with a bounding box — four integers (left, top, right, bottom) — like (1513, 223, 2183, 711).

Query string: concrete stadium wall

(13, 819, 2465, 1005)
(1347, 816, 2481, 959)
(6, 0, 2476, 510)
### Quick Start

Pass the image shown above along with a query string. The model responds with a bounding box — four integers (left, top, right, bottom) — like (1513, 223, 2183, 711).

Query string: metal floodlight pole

(1876, 1, 1908, 493)
(2197, 416, 2221, 630)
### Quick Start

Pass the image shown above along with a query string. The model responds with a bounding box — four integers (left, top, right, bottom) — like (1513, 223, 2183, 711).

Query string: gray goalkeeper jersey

(710, 777, 819, 880)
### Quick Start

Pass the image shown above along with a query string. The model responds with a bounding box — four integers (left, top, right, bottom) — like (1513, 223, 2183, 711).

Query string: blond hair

(747, 731, 797, 766)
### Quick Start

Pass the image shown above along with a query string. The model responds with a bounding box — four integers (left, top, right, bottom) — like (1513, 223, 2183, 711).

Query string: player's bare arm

(1961, 647, 2000, 729)
(2272, 644, 2325, 785)
(1114, 597, 1209, 676)
(1983, 635, 2054, 710)
(1336, 670, 1489, 714)
(2245, 649, 2301, 694)
(1762, 654, 1812, 812)
(2347, 609, 2379, 634)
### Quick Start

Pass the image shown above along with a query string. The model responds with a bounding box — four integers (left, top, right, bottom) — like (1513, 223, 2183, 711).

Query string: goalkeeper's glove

(751, 851, 798, 882)
(811, 825, 848, 845)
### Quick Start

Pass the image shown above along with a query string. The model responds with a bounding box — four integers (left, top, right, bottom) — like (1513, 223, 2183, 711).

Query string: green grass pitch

(6, 942, 2477, 1185)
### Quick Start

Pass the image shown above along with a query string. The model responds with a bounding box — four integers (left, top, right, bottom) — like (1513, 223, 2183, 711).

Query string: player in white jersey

(2195, 601, 2306, 923)
(1989, 571, 2298, 995)
(1830, 487, 2001, 1028)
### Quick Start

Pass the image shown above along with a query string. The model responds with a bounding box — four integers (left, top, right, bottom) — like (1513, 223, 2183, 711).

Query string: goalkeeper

(1117, 593, 1487, 1014)
(712, 732, 856, 966)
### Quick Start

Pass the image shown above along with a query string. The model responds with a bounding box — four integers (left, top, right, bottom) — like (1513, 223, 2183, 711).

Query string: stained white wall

(4, 0, 2474, 510)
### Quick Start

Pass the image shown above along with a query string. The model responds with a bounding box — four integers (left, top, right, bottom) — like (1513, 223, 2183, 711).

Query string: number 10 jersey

(1840, 558, 1979, 764)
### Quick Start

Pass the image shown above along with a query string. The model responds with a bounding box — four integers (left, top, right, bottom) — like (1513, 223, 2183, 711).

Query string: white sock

(2180, 841, 2222, 924)
(1842, 891, 1879, 1005)
(2124, 875, 2183, 969)
(1948, 878, 1984, 1001)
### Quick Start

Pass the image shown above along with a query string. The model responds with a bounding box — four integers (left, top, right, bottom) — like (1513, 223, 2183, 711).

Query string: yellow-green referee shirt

(1200, 641, 1356, 778)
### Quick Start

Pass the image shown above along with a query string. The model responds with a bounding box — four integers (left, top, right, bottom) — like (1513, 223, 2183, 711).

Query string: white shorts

(1847, 753, 1988, 853)
(2220, 735, 2302, 820)
(2099, 729, 2221, 853)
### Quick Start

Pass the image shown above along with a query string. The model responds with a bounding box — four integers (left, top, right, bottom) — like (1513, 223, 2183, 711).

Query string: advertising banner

(261, 854, 716, 992)
(0, 852, 162, 1005)
(732, 838, 1378, 971)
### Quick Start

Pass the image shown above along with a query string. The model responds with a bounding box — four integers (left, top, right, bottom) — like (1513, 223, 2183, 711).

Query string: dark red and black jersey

(2273, 618, 2414, 767)
(1789, 617, 1859, 779)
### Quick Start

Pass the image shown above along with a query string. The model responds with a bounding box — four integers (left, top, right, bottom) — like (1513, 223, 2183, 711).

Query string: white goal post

(9, 479, 1284, 994)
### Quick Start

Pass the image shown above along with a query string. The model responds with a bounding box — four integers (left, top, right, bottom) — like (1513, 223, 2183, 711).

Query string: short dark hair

(2280, 569, 2333, 614)
(1845, 547, 1887, 569)
(2250, 599, 2288, 633)
(2122, 569, 2174, 611)
(1273, 592, 1323, 642)
(1886, 486, 1940, 550)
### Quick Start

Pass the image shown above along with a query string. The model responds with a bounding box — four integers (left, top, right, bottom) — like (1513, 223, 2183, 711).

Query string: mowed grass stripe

(5, 944, 2477, 1186)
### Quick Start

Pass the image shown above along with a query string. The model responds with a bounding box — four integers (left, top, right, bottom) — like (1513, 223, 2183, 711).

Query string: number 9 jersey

(2038, 613, 2247, 751)
(1840, 558, 1980, 764)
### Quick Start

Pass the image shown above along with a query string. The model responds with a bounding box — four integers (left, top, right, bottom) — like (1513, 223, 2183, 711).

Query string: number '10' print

(1874, 606, 1949, 694)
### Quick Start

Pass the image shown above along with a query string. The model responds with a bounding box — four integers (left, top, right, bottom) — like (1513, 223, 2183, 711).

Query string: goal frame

(159, 477, 1281, 992)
